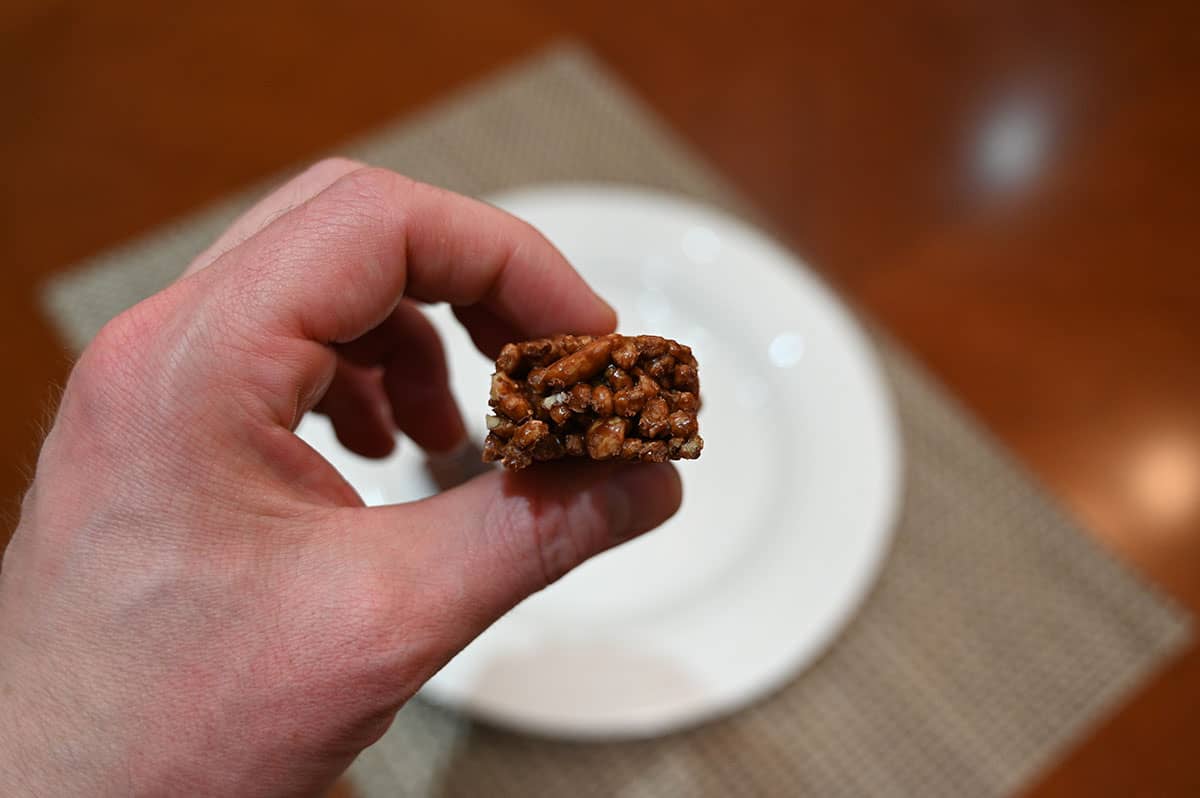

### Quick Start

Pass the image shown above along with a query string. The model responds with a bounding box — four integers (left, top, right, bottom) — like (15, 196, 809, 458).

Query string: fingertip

(488, 459, 681, 550)
(360, 460, 685, 654)
(605, 462, 682, 542)
(452, 305, 519, 359)
(596, 295, 619, 334)
(331, 418, 396, 459)
(563, 290, 619, 338)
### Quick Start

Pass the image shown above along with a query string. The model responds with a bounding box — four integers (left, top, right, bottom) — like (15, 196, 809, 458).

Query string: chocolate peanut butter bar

(482, 334, 703, 470)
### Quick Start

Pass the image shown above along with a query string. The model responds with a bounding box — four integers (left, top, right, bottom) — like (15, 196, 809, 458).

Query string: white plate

(295, 185, 902, 739)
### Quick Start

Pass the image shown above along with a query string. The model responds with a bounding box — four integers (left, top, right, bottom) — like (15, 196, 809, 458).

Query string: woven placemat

(41, 44, 1189, 797)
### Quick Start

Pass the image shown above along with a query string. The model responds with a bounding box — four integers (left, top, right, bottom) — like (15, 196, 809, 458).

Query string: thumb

(353, 462, 681, 656)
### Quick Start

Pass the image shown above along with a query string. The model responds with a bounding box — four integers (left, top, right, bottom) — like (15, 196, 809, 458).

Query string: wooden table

(3, 2, 1198, 794)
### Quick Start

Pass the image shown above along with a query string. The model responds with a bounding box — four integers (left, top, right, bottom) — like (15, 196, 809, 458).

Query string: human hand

(0, 159, 681, 796)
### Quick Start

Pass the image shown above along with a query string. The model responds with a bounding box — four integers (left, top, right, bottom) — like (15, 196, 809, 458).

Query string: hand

(0, 160, 681, 796)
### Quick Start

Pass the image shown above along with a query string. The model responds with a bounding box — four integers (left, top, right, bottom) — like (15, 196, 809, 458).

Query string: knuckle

(512, 214, 551, 250)
(331, 166, 414, 212)
(64, 287, 223, 440)
(307, 167, 417, 242)
(71, 305, 156, 406)
(54, 308, 163, 452)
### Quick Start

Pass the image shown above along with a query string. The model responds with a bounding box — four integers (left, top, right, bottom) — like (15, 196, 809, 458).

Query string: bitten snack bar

(482, 334, 703, 470)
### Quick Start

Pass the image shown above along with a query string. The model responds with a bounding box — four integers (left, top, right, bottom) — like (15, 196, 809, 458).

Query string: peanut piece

(673, 363, 699, 392)
(490, 372, 519, 404)
(605, 365, 634, 391)
(586, 417, 626, 460)
(549, 404, 573, 426)
(568, 383, 592, 412)
(639, 397, 670, 439)
(640, 441, 669, 463)
(646, 355, 676, 380)
(669, 389, 700, 413)
(485, 415, 516, 439)
(496, 343, 522, 375)
(542, 337, 614, 390)
(668, 341, 695, 363)
(636, 335, 669, 359)
(614, 387, 646, 418)
(512, 420, 549, 450)
(612, 338, 640, 370)
(498, 393, 532, 422)
(668, 410, 698, 438)
(591, 384, 614, 416)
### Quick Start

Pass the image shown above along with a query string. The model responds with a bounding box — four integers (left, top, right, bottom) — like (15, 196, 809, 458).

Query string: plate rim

(420, 183, 905, 738)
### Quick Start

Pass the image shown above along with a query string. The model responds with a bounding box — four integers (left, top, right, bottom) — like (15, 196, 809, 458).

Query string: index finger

(208, 167, 616, 346)
(199, 167, 616, 425)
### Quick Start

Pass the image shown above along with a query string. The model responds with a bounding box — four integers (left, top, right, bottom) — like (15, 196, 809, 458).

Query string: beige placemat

(41, 44, 1189, 797)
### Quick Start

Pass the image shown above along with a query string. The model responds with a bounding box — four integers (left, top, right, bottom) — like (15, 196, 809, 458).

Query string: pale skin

(0, 159, 681, 796)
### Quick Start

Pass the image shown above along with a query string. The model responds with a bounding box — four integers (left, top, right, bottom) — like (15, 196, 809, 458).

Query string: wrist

(0, 663, 77, 796)
(0, 631, 120, 796)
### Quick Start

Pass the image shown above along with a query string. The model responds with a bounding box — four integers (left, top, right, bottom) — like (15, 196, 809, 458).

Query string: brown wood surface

(3, 1, 1199, 795)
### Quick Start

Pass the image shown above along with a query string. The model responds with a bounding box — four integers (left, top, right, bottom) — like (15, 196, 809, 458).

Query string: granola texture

(482, 334, 703, 470)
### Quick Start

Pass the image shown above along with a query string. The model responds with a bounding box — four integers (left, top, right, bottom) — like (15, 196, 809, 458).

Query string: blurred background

(3, 1, 1198, 794)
